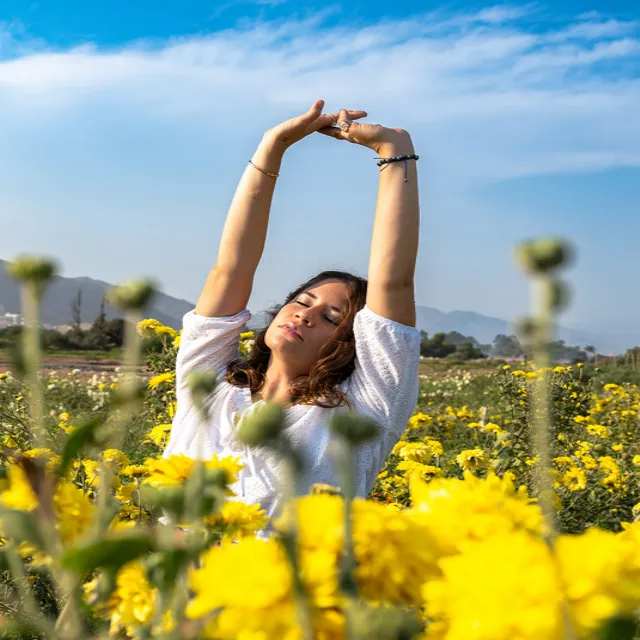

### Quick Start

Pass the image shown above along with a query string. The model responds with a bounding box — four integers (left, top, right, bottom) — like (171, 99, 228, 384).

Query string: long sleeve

(342, 305, 421, 494)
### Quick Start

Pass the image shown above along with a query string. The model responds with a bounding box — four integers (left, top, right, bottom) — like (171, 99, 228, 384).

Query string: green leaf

(0, 508, 45, 549)
(596, 614, 638, 640)
(145, 549, 190, 595)
(61, 533, 153, 576)
(57, 415, 104, 479)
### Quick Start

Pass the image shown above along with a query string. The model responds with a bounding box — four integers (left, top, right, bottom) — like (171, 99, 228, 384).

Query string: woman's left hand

(263, 101, 368, 151)
(317, 108, 414, 155)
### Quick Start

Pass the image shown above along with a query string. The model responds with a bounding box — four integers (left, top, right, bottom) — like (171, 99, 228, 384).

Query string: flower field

(1, 249, 640, 639)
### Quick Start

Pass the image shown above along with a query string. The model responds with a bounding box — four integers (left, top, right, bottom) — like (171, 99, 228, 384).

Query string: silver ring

(340, 119, 353, 133)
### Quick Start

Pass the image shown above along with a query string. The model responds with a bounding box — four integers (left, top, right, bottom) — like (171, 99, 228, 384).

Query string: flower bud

(349, 603, 423, 640)
(514, 316, 542, 344)
(111, 379, 146, 407)
(186, 371, 217, 397)
(204, 468, 229, 489)
(107, 279, 157, 311)
(515, 238, 573, 275)
(330, 413, 379, 445)
(236, 402, 285, 447)
(6, 255, 59, 285)
(544, 279, 570, 313)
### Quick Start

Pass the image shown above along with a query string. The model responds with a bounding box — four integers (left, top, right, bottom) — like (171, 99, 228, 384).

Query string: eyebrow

(299, 291, 344, 315)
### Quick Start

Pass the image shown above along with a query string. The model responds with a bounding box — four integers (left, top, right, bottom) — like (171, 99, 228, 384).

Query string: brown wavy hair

(225, 270, 368, 408)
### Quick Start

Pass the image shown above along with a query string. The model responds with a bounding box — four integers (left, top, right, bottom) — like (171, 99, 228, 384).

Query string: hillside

(0, 260, 192, 329)
(0, 260, 619, 351)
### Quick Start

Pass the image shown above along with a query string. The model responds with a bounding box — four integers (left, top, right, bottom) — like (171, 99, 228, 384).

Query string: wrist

(259, 132, 288, 157)
(376, 130, 415, 157)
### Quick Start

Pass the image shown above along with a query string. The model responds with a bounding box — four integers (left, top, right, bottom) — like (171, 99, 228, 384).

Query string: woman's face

(264, 279, 352, 374)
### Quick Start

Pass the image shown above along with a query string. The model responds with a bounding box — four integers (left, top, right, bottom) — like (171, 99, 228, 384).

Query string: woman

(163, 100, 421, 519)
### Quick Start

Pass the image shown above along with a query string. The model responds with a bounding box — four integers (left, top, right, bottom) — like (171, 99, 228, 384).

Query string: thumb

(306, 99, 324, 118)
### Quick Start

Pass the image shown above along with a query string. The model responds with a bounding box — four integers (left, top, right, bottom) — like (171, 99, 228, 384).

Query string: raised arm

(195, 101, 367, 318)
(319, 112, 420, 326)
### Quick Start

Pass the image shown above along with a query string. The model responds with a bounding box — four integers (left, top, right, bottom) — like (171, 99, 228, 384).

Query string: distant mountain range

(0, 260, 629, 353)
(0, 259, 193, 330)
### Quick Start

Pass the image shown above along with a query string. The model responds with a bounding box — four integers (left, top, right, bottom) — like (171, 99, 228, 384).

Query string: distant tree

(454, 341, 486, 361)
(491, 334, 523, 358)
(420, 332, 457, 358)
(70, 289, 83, 332)
(84, 295, 112, 350)
(103, 318, 125, 348)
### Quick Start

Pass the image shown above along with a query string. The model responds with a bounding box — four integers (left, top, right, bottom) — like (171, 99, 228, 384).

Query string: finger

(301, 99, 325, 122)
(317, 125, 347, 141)
(315, 109, 367, 128)
(336, 108, 349, 126)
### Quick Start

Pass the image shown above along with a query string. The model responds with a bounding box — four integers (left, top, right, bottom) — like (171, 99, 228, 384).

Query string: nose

(295, 307, 314, 326)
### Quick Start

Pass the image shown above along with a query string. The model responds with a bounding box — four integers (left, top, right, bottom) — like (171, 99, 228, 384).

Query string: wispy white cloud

(0, 7, 637, 185)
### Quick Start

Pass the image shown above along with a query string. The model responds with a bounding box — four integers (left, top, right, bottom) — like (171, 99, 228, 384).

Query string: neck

(259, 356, 307, 405)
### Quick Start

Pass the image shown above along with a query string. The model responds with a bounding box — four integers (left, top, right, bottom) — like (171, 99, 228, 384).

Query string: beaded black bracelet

(376, 154, 419, 182)
(376, 154, 419, 166)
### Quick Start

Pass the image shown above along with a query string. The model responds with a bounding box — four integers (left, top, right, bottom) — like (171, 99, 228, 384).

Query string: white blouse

(163, 305, 421, 519)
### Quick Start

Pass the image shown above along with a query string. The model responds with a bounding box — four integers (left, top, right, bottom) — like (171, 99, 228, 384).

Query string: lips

(280, 322, 303, 341)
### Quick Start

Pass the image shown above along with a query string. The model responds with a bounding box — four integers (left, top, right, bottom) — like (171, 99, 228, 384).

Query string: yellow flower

(187, 539, 311, 639)
(21, 448, 61, 472)
(556, 527, 640, 634)
(137, 319, 177, 340)
(423, 532, 564, 640)
(173, 333, 181, 349)
(90, 560, 157, 636)
(103, 449, 130, 471)
(612, 443, 623, 452)
(147, 372, 175, 390)
(144, 423, 172, 447)
(284, 494, 438, 608)
(397, 441, 434, 464)
(396, 461, 443, 483)
(58, 412, 70, 422)
(121, 464, 148, 478)
(1, 465, 94, 546)
(144, 454, 243, 494)
(424, 437, 444, 457)
(586, 424, 609, 438)
(455, 449, 486, 472)
(0, 465, 38, 511)
(54, 482, 95, 545)
(502, 364, 511, 370)
(240, 331, 255, 340)
(562, 468, 587, 492)
(631, 455, 640, 467)
(408, 472, 545, 558)
(407, 412, 433, 429)
(483, 422, 504, 436)
(206, 500, 269, 539)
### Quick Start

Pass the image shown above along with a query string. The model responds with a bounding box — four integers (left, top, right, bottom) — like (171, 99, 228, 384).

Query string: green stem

(20, 283, 46, 447)
(277, 440, 314, 640)
(530, 276, 577, 640)
(5, 542, 54, 636)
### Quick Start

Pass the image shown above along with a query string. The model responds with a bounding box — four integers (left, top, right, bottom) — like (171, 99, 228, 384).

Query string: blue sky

(0, 1, 639, 348)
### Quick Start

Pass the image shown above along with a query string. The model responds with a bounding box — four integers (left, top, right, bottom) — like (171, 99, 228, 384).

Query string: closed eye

(295, 300, 339, 326)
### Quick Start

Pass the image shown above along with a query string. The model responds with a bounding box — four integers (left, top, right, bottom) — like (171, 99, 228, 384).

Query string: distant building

(0, 313, 22, 328)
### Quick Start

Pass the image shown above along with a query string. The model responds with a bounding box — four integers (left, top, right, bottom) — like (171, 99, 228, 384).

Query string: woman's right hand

(263, 100, 368, 151)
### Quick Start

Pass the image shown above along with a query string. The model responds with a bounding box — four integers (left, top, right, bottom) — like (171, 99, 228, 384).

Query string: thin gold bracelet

(249, 159, 279, 179)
